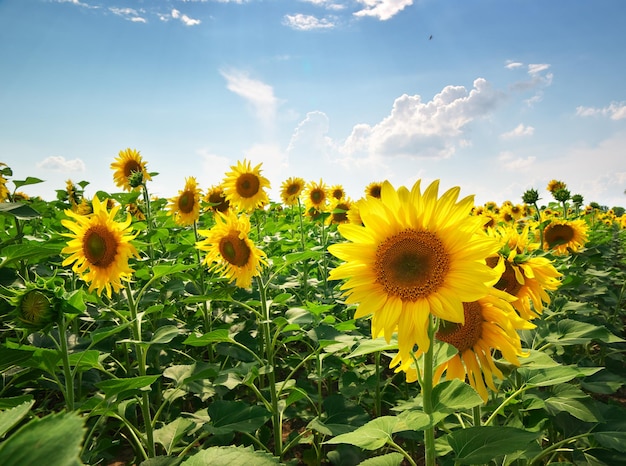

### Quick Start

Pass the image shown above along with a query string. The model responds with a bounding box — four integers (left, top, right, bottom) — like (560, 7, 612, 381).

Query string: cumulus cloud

(287, 111, 333, 154)
(282, 14, 336, 30)
(576, 102, 626, 120)
(109, 7, 147, 23)
(501, 123, 535, 139)
(171, 9, 201, 26)
(37, 156, 86, 172)
(498, 151, 536, 171)
(353, 0, 413, 20)
(341, 78, 505, 158)
(220, 69, 279, 126)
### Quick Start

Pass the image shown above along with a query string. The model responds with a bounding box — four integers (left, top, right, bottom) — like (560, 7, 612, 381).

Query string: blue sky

(1, 0, 626, 208)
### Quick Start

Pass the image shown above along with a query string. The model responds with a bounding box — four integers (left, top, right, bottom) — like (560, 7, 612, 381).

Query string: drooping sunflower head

(222, 159, 271, 212)
(329, 179, 503, 363)
(280, 177, 305, 206)
(196, 211, 267, 288)
(543, 218, 588, 255)
(61, 196, 140, 297)
(392, 294, 534, 402)
(14, 289, 58, 330)
(304, 179, 329, 213)
(167, 177, 202, 226)
(364, 181, 383, 199)
(204, 185, 230, 214)
(111, 148, 152, 192)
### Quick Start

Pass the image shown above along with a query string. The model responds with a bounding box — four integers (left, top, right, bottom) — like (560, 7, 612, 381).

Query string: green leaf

(324, 416, 408, 450)
(432, 379, 483, 413)
(183, 329, 232, 346)
(95, 375, 160, 398)
(0, 400, 35, 438)
(346, 337, 398, 358)
(593, 431, 626, 452)
(0, 241, 64, 267)
(0, 202, 41, 219)
(180, 446, 280, 466)
(153, 418, 195, 455)
(66, 349, 106, 372)
(0, 347, 34, 371)
(359, 452, 404, 466)
(149, 325, 181, 345)
(0, 411, 85, 466)
(204, 400, 270, 435)
(518, 365, 601, 387)
(446, 426, 541, 464)
(545, 396, 601, 422)
(139, 457, 183, 466)
(90, 322, 132, 345)
(12, 177, 44, 189)
(0, 396, 34, 410)
(545, 319, 625, 345)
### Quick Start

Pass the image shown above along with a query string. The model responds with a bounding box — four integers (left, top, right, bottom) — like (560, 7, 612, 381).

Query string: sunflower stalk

(57, 314, 75, 412)
(421, 315, 438, 466)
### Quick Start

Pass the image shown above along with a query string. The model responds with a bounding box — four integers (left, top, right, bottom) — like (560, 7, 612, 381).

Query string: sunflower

(304, 179, 329, 213)
(222, 159, 270, 212)
(204, 185, 230, 214)
(364, 181, 383, 199)
(328, 180, 503, 365)
(347, 198, 365, 225)
(61, 196, 139, 297)
(543, 218, 588, 255)
(546, 179, 566, 194)
(328, 199, 352, 224)
(0, 174, 8, 202)
(196, 211, 267, 288)
(391, 294, 534, 402)
(330, 184, 346, 201)
(167, 177, 202, 226)
(280, 177, 305, 206)
(487, 225, 561, 320)
(111, 148, 152, 192)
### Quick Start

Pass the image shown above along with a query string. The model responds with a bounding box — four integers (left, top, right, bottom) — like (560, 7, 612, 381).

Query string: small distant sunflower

(487, 225, 561, 320)
(329, 180, 503, 365)
(127, 203, 146, 221)
(364, 181, 383, 199)
(204, 185, 230, 214)
(328, 199, 352, 225)
(280, 177, 305, 206)
(546, 179, 566, 194)
(0, 174, 8, 202)
(304, 179, 329, 213)
(543, 218, 588, 255)
(222, 159, 270, 212)
(111, 148, 152, 192)
(392, 294, 534, 402)
(61, 196, 139, 297)
(330, 184, 346, 201)
(74, 198, 93, 216)
(196, 211, 267, 288)
(168, 177, 202, 226)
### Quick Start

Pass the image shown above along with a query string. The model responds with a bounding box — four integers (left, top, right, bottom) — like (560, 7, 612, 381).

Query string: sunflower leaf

(446, 426, 541, 464)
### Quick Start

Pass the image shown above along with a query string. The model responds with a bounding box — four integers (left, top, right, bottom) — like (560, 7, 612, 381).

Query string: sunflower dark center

(178, 191, 195, 213)
(332, 189, 343, 200)
(488, 257, 523, 297)
(219, 233, 251, 267)
(375, 229, 449, 301)
(369, 186, 381, 198)
(236, 174, 260, 198)
(545, 224, 575, 248)
(436, 301, 483, 352)
(123, 160, 142, 177)
(83, 225, 118, 268)
(287, 184, 300, 195)
(310, 189, 325, 204)
(209, 192, 230, 212)
(332, 202, 349, 223)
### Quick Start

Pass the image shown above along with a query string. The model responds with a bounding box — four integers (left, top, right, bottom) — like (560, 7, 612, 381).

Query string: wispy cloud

(171, 9, 201, 26)
(283, 14, 336, 30)
(37, 156, 86, 172)
(501, 123, 535, 139)
(353, 0, 414, 21)
(220, 69, 279, 126)
(300, 0, 346, 10)
(109, 7, 147, 23)
(576, 102, 626, 120)
(341, 78, 506, 158)
(498, 151, 536, 171)
(504, 60, 523, 70)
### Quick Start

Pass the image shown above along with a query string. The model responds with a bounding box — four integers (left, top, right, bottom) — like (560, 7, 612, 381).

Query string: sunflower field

(1, 153, 625, 466)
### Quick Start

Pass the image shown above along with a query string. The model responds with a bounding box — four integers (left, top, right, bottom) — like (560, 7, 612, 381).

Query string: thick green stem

(374, 351, 382, 417)
(58, 316, 75, 412)
(534, 202, 544, 250)
(422, 316, 436, 466)
(125, 284, 156, 458)
(472, 405, 481, 427)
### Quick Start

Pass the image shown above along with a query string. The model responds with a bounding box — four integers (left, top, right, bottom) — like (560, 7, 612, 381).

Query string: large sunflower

(61, 196, 139, 297)
(543, 218, 588, 255)
(392, 294, 534, 402)
(222, 159, 270, 212)
(280, 177, 305, 206)
(168, 177, 202, 226)
(328, 180, 503, 364)
(487, 225, 561, 320)
(196, 211, 267, 288)
(111, 148, 152, 191)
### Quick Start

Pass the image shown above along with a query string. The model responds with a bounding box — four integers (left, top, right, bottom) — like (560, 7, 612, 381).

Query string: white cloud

(576, 102, 626, 120)
(505, 61, 523, 70)
(300, 0, 346, 10)
(282, 14, 336, 30)
(37, 156, 86, 172)
(171, 9, 201, 26)
(220, 69, 279, 126)
(109, 7, 146, 23)
(498, 151, 536, 171)
(341, 78, 505, 158)
(53, 0, 97, 7)
(287, 111, 333, 153)
(501, 123, 535, 139)
(528, 63, 550, 75)
(353, 0, 413, 21)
